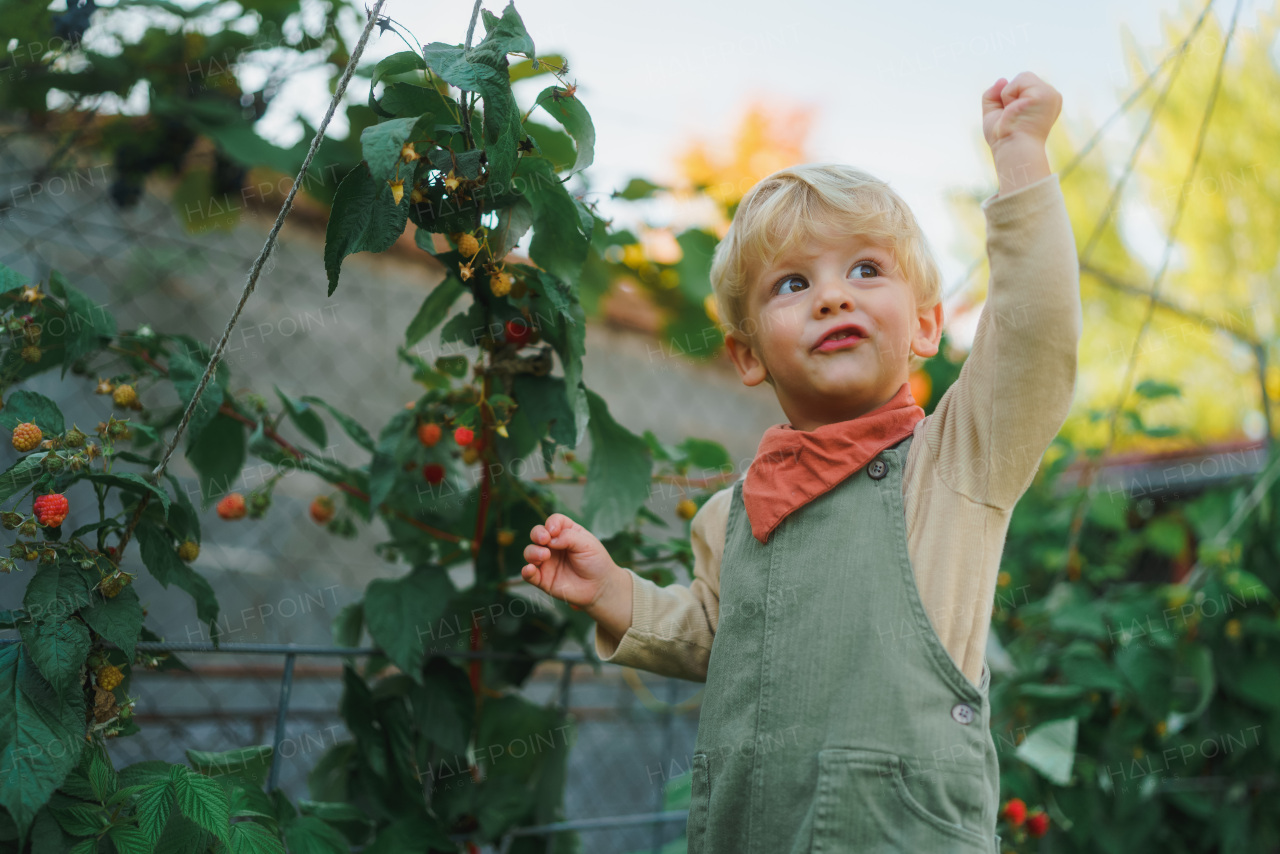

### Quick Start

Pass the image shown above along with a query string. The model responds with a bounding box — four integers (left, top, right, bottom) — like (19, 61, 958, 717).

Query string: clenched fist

(981, 71, 1062, 150)
(521, 513, 618, 611)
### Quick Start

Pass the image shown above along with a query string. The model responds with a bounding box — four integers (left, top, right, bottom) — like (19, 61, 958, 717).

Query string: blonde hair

(709, 163, 942, 378)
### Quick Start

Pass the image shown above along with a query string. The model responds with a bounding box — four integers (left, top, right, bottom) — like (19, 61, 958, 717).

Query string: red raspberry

(1000, 798, 1026, 827)
(33, 493, 69, 527)
(217, 493, 246, 520)
(11, 422, 42, 452)
(418, 422, 442, 447)
(454, 426, 474, 446)
(310, 495, 335, 525)
(504, 318, 533, 348)
(422, 463, 446, 484)
(1026, 810, 1049, 838)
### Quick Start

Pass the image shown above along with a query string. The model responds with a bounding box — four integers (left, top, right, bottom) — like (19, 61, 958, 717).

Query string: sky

(252, 0, 1248, 316)
(90, 0, 1258, 335)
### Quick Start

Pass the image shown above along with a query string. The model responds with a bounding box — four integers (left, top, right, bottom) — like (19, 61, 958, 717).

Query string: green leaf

(17, 616, 90, 697)
(1134, 379, 1180, 399)
(361, 815, 455, 854)
(82, 472, 171, 520)
(612, 177, 666, 200)
(137, 521, 220, 640)
(1143, 517, 1186, 557)
(229, 820, 285, 854)
(282, 815, 349, 854)
(363, 564, 457, 681)
(405, 274, 468, 347)
(1013, 717, 1077, 786)
(297, 396, 376, 454)
(22, 560, 95, 625)
(673, 227, 719, 305)
(324, 165, 409, 296)
(533, 86, 594, 176)
(47, 275, 118, 380)
(360, 116, 419, 183)
(169, 765, 231, 846)
(274, 386, 327, 448)
(0, 389, 64, 434)
(0, 453, 46, 503)
(0, 644, 87, 838)
(678, 437, 731, 471)
(581, 388, 652, 540)
(421, 39, 523, 187)
(185, 745, 273, 788)
(184, 412, 246, 511)
(332, 601, 364, 647)
(167, 339, 230, 451)
(135, 779, 174, 844)
(473, 1, 535, 59)
(517, 157, 590, 283)
(107, 824, 153, 854)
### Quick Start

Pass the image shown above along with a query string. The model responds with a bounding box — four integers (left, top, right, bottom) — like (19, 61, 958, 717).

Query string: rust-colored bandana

(742, 382, 925, 544)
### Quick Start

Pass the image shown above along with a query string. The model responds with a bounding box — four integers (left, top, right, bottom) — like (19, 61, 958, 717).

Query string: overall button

(951, 703, 975, 725)
(867, 458, 888, 479)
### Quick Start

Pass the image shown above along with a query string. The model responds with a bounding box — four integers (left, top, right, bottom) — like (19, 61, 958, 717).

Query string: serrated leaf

(81, 585, 144, 660)
(282, 815, 349, 854)
(136, 780, 174, 843)
(0, 453, 47, 503)
(296, 396, 376, 454)
(360, 116, 419, 184)
(405, 274, 468, 347)
(137, 521, 220, 641)
(0, 645, 87, 839)
(18, 617, 91, 697)
(274, 386, 327, 448)
(363, 565, 457, 682)
(230, 819, 285, 854)
(582, 388, 652, 539)
(0, 389, 64, 434)
(533, 85, 594, 176)
(82, 472, 171, 519)
(324, 165, 410, 296)
(108, 823, 153, 854)
(169, 765, 231, 845)
(1014, 717, 1077, 785)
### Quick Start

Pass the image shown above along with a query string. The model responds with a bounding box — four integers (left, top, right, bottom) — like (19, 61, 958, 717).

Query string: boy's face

(724, 232, 943, 431)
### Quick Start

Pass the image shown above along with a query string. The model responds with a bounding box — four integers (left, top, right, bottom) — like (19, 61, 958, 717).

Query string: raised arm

(925, 73, 1082, 509)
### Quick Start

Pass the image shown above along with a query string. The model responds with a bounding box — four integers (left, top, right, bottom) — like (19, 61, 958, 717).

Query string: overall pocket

(811, 748, 991, 854)
(686, 752, 710, 854)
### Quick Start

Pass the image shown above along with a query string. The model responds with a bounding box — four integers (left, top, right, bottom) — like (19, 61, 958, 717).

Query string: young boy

(521, 72, 1080, 853)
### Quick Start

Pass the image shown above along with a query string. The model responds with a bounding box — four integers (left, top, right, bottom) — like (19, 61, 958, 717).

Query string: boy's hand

(521, 513, 618, 611)
(981, 72, 1061, 197)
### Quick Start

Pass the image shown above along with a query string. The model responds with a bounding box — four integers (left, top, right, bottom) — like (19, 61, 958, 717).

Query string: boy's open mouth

(813, 323, 868, 352)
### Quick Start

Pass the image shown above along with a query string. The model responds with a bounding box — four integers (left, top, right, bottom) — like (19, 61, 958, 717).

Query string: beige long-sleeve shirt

(594, 172, 1081, 688)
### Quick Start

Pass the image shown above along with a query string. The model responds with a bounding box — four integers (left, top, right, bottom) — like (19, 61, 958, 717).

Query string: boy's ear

(911, 301, 945, 360)
(725, 331, 770, 387)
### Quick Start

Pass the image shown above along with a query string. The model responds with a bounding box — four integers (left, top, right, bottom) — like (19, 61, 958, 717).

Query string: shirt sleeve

(923, 172, 1082, 510)
(592, 485, 734, 682)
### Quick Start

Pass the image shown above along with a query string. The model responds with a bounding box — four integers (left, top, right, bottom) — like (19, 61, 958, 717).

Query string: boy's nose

(813, 276, 854, 313)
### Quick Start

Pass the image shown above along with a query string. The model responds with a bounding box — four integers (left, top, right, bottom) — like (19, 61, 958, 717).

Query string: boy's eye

(772, 261, 880, 296)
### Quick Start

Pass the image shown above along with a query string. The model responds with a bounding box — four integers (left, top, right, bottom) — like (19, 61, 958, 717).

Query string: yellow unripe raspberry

(112, 384, 137, 407)
(676, 499, 697, 520)
(497, 529, 515, 546)
(1225, 618, 1241, 639)
(489, 272, 512, 298)
(177, 540, 200, 562)
(462, 445, 481, 464)
(400, 142, 419, 162)
(96, 664, 124, 691)
(11, 422, 42, 452)
(997, 571, 1011, 588)
(457, 233, 480, 257)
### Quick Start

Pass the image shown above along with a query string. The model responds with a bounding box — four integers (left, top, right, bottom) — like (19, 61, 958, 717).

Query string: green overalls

(687, 434, 1001, 853)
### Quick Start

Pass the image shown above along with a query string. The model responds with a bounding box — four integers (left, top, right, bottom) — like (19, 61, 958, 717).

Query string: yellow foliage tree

(951, 1, 1278, 456)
